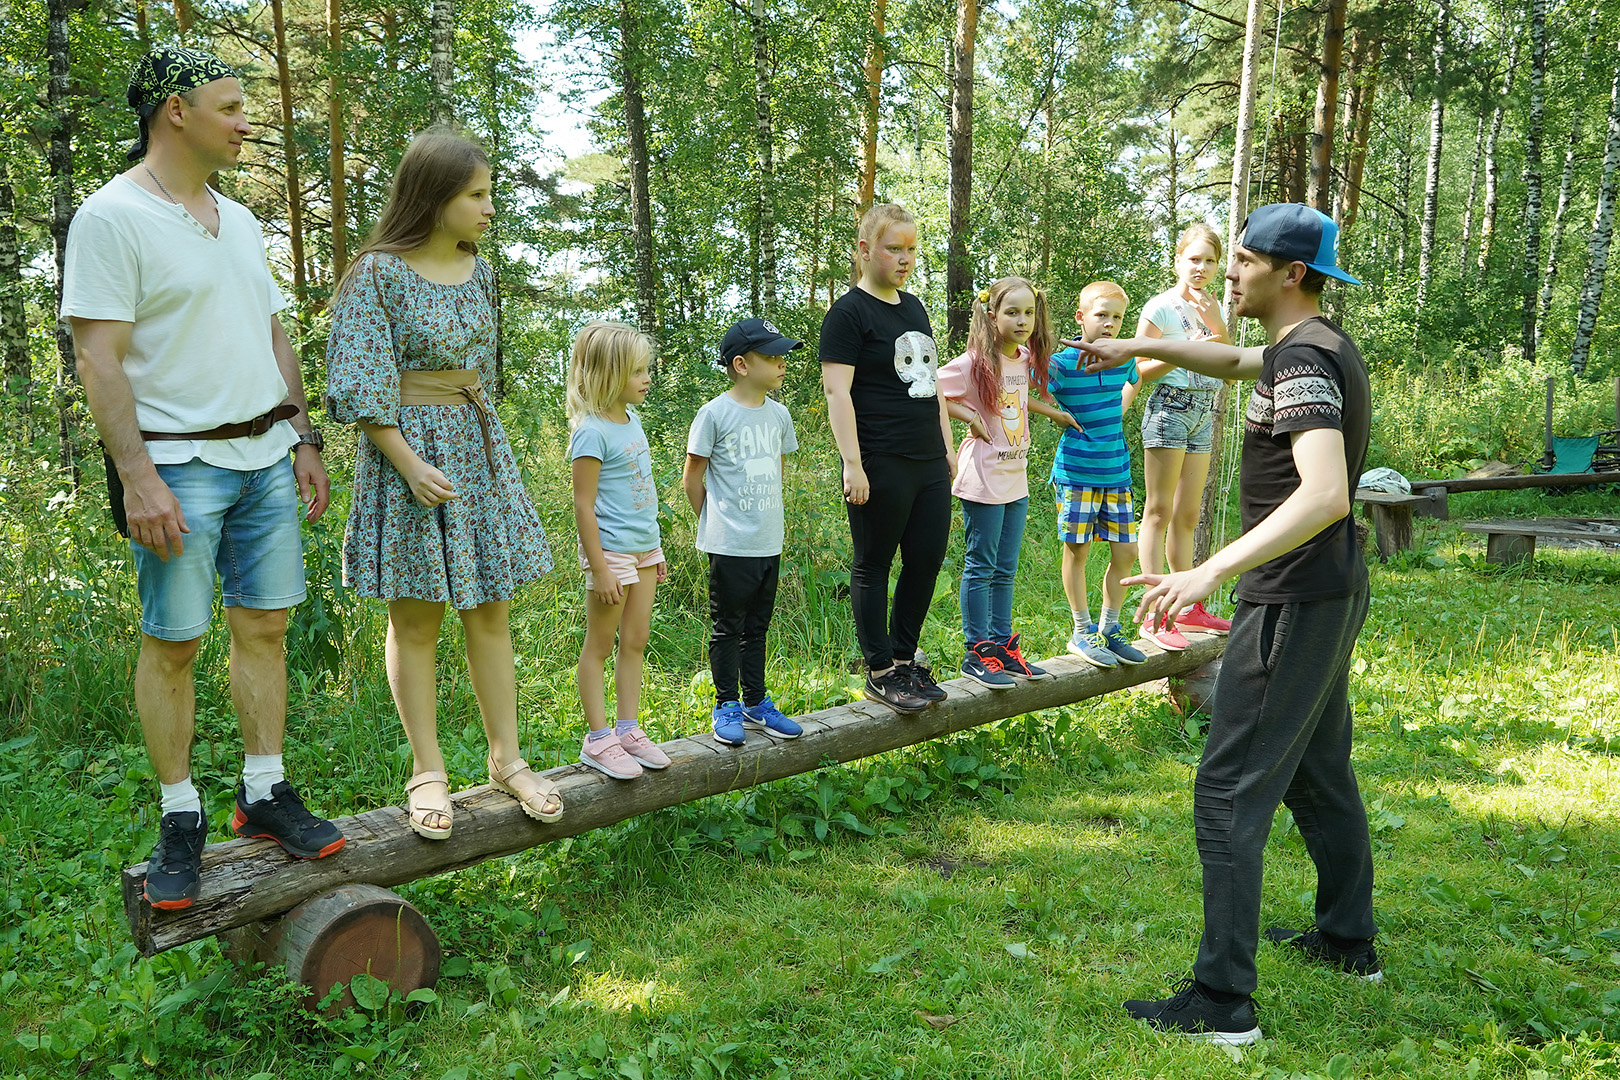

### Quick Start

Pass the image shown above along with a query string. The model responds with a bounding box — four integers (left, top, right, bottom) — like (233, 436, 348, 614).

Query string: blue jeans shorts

(1056, 484, 1136, 544)
(1141, 385, 1216, 453)
(132, 457, 307, 641)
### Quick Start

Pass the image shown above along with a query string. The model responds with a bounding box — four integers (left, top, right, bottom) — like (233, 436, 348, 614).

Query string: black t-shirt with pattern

(1236, 316, 1371, 604)
(818, 287, 945, 460)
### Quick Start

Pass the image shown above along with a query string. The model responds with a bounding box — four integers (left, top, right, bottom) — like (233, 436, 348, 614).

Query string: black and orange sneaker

(144, 808, 207, 910)
(232, 781, 345, 859)
(993, 632, 1050, 680)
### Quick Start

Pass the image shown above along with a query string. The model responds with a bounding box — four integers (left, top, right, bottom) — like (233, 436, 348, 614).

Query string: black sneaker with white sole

(864, 667, 930, 714)
(144, 808, 208, 911)
(1265, 926, 1384, 982)
(1123, 977, 1262, 1045)
(900, 656, 947, 701)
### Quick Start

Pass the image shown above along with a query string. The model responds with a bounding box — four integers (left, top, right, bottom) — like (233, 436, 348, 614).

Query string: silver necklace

(144, 166, 218, 212)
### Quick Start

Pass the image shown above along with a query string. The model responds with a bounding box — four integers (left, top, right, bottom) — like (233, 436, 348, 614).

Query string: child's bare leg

(1166, 451, 1212, 573)
(612, 567, 659, 724)
(579, 589, 628, 733)
(459, 600, 520, 765)
(1141, 446, 1184, 576)
(1103, 541, 1140, 614)
(389, 598, 450, 833)
(1061, 540, 1092, 618)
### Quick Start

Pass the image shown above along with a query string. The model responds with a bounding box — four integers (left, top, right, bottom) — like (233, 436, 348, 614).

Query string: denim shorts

(1055, 484, 1136, 544)
(133, 457, 307, 641)
(1141, 385, 1216, 453)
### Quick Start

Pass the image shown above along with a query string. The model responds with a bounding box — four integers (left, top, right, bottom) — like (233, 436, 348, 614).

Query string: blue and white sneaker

(1100, 624, 1147, 665)
(1066, 625, 1119, 669)
(742, 694, 803, 739)
(712, 700, 748, 747)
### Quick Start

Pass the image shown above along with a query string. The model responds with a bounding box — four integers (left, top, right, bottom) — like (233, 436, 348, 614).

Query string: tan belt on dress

(398, 369, 497, 476)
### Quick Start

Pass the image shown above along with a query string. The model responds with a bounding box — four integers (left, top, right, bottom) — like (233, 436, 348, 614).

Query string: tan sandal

(488, 756, 564, 822)
(405, 771, 453, 840)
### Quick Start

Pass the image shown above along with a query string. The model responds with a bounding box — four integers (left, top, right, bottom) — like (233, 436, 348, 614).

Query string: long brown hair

(964, 276, 1053, 416)
(336, 128, 490, 297)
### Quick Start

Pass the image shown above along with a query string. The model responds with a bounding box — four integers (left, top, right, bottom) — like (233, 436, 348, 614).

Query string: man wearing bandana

(62, 47, 344, 912)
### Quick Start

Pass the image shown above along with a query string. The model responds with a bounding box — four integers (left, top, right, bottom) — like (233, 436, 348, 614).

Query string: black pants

(845, 453, 952, 671)
(708, 553, 780, 706)
(1193, 586, 1376, 995)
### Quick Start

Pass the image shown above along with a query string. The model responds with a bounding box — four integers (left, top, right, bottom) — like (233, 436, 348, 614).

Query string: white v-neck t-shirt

(61, 174, 296, 470)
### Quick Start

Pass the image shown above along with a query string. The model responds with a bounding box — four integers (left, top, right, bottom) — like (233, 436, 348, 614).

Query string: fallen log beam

(123, 635, 1225, 955)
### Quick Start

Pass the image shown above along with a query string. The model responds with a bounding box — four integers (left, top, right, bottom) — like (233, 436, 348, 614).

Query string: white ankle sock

(242, 754, 284, 804)
(160, 777, 202, 816)
(1100, 606, 1121, 632)
(1072, 607, 1091, 635)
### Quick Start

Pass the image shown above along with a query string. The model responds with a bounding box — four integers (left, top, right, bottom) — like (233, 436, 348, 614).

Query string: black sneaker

(1265, 926, 1384, 982)
(864, 667, 930, 714)
(992, 633, 1050, 680)
(232, 781, 346, 859)
(1123, 977, 1262, 1045)
(144, 809, 208, 911)
(901, 654, 947, 701)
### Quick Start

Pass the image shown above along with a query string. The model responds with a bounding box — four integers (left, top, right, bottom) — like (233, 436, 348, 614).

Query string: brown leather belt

(140, 403, 300, 441)
(398, 368, 497, 475)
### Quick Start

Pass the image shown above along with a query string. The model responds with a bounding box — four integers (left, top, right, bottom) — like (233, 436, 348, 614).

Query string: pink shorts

(578, 545, 665, 589)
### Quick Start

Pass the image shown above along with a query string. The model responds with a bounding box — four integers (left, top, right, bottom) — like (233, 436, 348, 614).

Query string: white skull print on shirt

(894, 330, 939, 398)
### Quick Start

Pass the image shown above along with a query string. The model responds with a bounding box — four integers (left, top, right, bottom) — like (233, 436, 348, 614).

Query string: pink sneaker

(615, 726, 671, 770)
(1176, 601, 1232, 635)
(1143, 614, 1191, 652)
(579, 732, 643, 780)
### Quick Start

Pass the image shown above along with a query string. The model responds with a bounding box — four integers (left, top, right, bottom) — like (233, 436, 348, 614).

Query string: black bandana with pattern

(124, 46, 238, 161)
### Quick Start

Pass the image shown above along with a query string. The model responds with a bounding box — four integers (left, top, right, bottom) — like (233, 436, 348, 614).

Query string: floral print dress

(325, 253, 552, 608)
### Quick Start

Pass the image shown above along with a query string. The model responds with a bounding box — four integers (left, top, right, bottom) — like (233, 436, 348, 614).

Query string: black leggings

(845, 453, 952, 670)
(708, 554, 780, 706)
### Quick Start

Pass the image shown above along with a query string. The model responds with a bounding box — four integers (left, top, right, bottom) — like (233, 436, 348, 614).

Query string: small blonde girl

(567, 322, 673, 779)
(938, 276, 1077, 686)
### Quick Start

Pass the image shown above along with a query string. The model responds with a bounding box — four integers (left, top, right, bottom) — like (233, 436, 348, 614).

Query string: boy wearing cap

(1076, 203, 1377, 1044)
(682, 319, 805, 746)
(62, 47, 343, 912)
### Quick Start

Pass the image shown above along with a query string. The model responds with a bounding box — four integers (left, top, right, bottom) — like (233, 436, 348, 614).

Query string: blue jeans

(959, 497, 1028, 646)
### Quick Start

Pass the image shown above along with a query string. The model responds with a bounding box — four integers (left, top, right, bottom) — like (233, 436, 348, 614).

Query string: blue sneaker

(1101, 624, 1147, 665)
(712, 701, 748, 747)
(1066, 625, 1119, 669)
(742, 694, 803, 738)
(961, 640, 1017, 688)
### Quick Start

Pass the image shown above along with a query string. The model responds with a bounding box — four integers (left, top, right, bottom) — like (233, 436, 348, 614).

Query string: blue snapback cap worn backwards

(1238, 203, 1361, 285)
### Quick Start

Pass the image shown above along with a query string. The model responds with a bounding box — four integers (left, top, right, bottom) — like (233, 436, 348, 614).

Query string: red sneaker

(1176, 601, 1231, 635)
(1143, 614, 1191, 651)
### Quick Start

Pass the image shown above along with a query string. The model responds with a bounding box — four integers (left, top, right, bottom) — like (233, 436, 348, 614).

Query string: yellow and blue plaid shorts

(1055, 484, 1136, 544)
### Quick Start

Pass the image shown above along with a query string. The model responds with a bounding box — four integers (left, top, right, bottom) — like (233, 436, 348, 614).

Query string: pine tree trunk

(1477, 44, 1516, 277)
(48, 0, 76, 480)
(1307, 0, 1346, 213)
(327, 0, 348, 287)
(858, 0, 884, 214)
(945, 0, 977, 353)
(1536, 4, 1600, 351)
(430, 0, 455, 126)
(1415, 0, 1449, 315)
(0, 160, 28, 400)
(1520, 0, 1547, 362)
(752, 0, 775, 314)
(271, 0, 306, 305)
(1568, 36, 1620, 376)
(619, 0, 658, 333)
(1458, 111, 1484, 276)
(1339, 35, 1380, 234)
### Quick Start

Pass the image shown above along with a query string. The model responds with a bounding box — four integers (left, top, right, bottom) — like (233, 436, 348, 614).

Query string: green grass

(3, 399, 1620, 1078)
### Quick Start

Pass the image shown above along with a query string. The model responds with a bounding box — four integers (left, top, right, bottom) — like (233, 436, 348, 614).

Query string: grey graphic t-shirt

(686, 393, 799, 556)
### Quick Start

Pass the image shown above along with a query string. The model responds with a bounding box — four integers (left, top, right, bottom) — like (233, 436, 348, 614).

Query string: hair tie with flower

(976, 288, 990, 304)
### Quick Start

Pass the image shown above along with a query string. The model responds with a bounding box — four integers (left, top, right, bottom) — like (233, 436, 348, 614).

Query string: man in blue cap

(1075, 203, 1378, 1044)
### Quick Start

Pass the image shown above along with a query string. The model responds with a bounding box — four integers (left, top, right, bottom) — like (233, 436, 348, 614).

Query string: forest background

(4, 0, 1620, 1077)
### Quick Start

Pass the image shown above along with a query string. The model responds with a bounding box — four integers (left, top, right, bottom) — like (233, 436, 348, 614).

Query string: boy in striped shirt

(1047, 281, 1148, 667)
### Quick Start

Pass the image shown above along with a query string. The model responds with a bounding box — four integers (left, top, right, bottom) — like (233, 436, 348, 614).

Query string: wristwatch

(295, 428, 325, 452)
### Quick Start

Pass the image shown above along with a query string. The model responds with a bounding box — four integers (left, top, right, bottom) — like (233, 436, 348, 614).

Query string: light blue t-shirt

(1048, 347, 1138, 488)
(569, 411, 661, 553)
(1141, 291, 1224, 392)
(687, 393, 799, 557)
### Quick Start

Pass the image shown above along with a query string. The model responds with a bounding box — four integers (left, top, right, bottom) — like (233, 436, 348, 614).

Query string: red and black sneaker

(144, 808, 208, 910)
(232, 781, 346, 859)
(993, 632, 1050, 680)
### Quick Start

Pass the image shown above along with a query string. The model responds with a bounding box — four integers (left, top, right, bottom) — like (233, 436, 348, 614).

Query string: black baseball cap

(719, 318, 803, 367)
(1237, 203, 1361, 284)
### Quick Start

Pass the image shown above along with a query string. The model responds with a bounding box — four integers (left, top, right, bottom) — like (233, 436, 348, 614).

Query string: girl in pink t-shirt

(938, 276, 1078, 687)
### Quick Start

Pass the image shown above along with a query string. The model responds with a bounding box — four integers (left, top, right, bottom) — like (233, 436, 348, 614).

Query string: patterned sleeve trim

(1270, 358, 1344, 433)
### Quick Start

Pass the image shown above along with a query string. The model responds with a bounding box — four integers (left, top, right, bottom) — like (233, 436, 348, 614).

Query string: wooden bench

(1459, 517, 1620, 565)
(1408, 471, 1617, 521)
(1355, 489, 1429, 558)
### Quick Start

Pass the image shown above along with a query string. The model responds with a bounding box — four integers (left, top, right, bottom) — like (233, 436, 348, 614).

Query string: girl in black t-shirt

(819, 204, 957, 714)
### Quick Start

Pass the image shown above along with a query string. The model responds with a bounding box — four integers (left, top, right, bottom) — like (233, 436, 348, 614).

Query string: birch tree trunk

(1339, 34, 1380, 234)
(327, 0, 348, 286)
(48, 0, 76, 479)
(751, 0, 776, 314)
(619, 0, 659, 333)
(271, 0, 306, 305)
(1520, 0, 1547, 362)
(945, 0, 977, 353)
(1307, 0, 1346, 213)
(1415, 0, 1448, 316)
(1535, 3, 1600, 351)
(858, 0, 884, 214)
(1568, 36, 1620, 376)
(430, 0, 455, 126)
(0, 160, 27, 400)
(1166, 108, 1178, 237)
(1477, 46, 1515, 276)
(1458, 111, 1484, 275)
